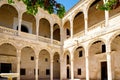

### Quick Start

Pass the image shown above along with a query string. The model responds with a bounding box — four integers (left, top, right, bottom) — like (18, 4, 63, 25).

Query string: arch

(40, 49, 50, 55)
(86, 0, 96, 11)
(88, 0, 105, 28)
(0, 43, 17, 55)
(63, 20, 70, 39)
(21, 46, 36, 79)
(39, 18, 51, 38)
(109, 31, 120, 45)
(0, 4, 18, 29)
(53, 23, 60, 41)
(63, 50, 71, 57)
(22, 12, 36, 34)
(89, 40, 106, 56)
(63, 19, 70, 27)
(73, 11, 84, 35)
(0, 43, 17, 73)
(88, 38, 106, 50)
(38, 49, 51, 79)
(39, 48, 51, 55)
(73, 46, 85, 78)
(21, 44, 36, 53)
(110, 32, 120, 79)
(88, 39, 107, 79)
(0, 40, 17, 49)
(72, 10, 84, 22)
(53, 52, 60, 79)
(0, 2, 19, 13)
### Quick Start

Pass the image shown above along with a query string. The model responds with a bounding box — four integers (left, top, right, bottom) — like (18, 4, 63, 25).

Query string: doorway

(67, 67, 70, 79)
(0, 63, 12, 73)
(101, 62, 107, 80)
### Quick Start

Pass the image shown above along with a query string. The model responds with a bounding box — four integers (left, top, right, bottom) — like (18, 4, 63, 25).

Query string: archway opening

(21, 46, 35, 80)
(22, 12, 36, 34)
(111, 34, 120, 79)
(89, 40, 107, 79)
(0, 4, 18, 29)
(73, 12, 84, 35)
(63, 51, 71, 79)
(39, 18, 51, 38)
(53, 52, 60, 79)
(88, 0, 104, 28)
(39, 49, 50, 79)
(0, 43, 17, 73)
(74, 46, 85, 79)
(53, 24, 60, 41)
(63, 21, 70, 39)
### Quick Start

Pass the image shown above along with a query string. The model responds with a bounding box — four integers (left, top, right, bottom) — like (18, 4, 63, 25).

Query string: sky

(57, 0, 80, 12)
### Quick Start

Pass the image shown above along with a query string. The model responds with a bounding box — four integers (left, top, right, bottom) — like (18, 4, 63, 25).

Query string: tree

(96, 0, 120, 11)
(8, 0, 66, 18)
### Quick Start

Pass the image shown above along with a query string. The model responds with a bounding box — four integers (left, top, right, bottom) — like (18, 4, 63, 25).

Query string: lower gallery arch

(0, 43, 17, 74)
(39, 49, 50, 79)
(89, 40, 107, 80)
(111, 34, 120, 79)
(53, 52, 60, 79)
(74, 46, 85, 79)
(21, 46, 35, 80)
(63, 51, 71, 79)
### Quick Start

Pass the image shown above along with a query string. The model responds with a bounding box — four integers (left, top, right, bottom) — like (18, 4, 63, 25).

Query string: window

(79, 50, 83, 57)
(17, 25, 29, 33)
(67, 55, 70, 64)
(102, 44, 106, 53)
(66, 29, 70, 38)
(46, 69, 50, 75)
(78, 68, 81, 75)
(31, 56, 34, 61)
(20, 68, 26, 75)
(45, 58, 48, 62)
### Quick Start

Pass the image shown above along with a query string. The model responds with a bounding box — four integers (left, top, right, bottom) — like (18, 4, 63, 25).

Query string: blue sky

(57, 0, 80, 12)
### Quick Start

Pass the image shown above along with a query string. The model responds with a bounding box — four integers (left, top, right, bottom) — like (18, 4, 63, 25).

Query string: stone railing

(0, 26, 18, 36)
(38, 36, 51, 43)
(88, 20, 105, 32)
(20, 32, 37, 40)
(53, 39, 61, 45)
(73, 30, 85, 38)
(0, 26, 61, 46)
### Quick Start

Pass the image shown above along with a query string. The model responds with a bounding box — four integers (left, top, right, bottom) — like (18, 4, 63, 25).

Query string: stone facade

(0, 0, 120, 80)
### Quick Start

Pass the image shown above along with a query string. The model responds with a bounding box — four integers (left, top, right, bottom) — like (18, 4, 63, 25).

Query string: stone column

(17, 49, 21, 80)
(36, 17, 40, 40)
(51, 24, 53, 44)
(70, 17, 73, 38)
(84, 10, 88, 34)
(35, 56, 39, 80)
(103, 0, 109, 27)
(50, 59, 53, 80)
(85, 47, 89, 80)
(18, 12, 22, 36)
(106, 42, 112, 80)
(71, 58, 74, 80)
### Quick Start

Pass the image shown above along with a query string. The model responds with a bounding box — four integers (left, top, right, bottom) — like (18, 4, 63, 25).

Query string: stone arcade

(0, 0, 120, 80)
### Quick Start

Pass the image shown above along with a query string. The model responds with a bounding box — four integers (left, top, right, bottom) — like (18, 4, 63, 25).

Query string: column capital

(51, 59, 54, 63)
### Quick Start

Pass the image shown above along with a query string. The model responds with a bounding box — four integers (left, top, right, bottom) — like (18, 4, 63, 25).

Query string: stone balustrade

(0, 26, 18, 36)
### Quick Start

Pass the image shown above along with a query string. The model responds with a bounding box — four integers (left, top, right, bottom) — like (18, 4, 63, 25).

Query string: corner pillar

(18, 12, 22, 36)
(17, 49, 21, 80)
(85, 47, 89, 80)
(83, 10, 88, 34)
(106, 42, 112, 80)
(50, 59, 53, 80)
